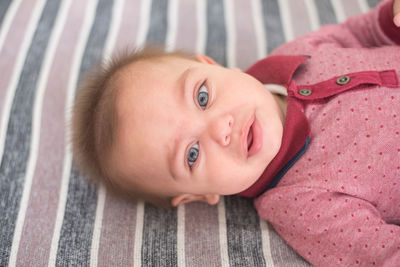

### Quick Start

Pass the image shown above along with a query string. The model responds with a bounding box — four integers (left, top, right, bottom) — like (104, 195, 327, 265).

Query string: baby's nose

(209, 114, 233, 146)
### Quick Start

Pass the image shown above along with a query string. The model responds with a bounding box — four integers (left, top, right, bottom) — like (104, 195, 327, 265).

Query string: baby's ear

(195, 54, 218, 65)
(171, 193, 220, 206)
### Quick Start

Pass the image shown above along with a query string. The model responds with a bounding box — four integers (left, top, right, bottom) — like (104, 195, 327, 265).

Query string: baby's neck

(272, 93, 287, 125)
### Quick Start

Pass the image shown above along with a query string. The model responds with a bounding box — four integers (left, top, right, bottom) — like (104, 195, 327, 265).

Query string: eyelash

(196, 80, 209, 109)
(187, 142, 199, 169)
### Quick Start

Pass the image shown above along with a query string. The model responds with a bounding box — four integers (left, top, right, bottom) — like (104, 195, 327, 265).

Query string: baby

(72, 0, 400, 266)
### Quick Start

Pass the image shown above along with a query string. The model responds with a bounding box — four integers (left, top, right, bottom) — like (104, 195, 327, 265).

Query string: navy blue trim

(259, 136, 310, 195)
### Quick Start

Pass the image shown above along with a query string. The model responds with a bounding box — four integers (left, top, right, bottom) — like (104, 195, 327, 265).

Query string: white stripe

(89, 184, 106, 267)
(259, 218, 274, 267)
(196, 0, 206, 54)
(357, 0, 369, 13)
(218, 198, 230, 267)
(305, 0, 320, 31)
(165, 0, 178, 52)
(48, 0, 98, 265)
(252, 0, 267, 60)
(177, 204, 186, 267)
(277, 0, 294, 41)
(133, 201, 144, 267)
(330, 0, 346, 23)
(103, 0, 125, 58)
(223, 0, 235, 68)
(89, 0, 124, 264)
(9, 0, 71, 265)
(0, 0, 46, 191)
(135, 0, 152, 49)
(0, 0, 23, 53)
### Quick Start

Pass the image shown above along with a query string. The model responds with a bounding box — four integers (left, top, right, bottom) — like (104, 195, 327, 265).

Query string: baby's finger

(394, 0, 400, 26)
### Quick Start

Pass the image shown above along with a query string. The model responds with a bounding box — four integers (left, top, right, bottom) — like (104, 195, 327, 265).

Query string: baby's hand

(394, 0, 400, 26)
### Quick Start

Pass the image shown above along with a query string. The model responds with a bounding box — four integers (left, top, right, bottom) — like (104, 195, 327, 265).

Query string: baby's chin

(235, 167, 268, 194)
(254, 127, 282, 167)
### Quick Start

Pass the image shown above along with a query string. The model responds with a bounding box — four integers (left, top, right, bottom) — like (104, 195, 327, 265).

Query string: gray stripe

(205, 0, 227, 66)
(76, 0, 113, 81)
(366, 0, 380, 8)
(141, 204, 177, 267)
(55, 167, 98, 266)
(0, 0, 12, 30)
(0, 0, 61, 265)
(146, 0, 169, 46)
(261, 0, 285, 53)
(314, 0, 337, 25)
(267, 223, 310, 267)
(55, 0, 114, 265)
(224, 196, 266, 267)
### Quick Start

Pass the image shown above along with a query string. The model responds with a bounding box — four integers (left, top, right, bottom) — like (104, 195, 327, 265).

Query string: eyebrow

(168, 136, 180, 181)
(167, 68, 192, 180)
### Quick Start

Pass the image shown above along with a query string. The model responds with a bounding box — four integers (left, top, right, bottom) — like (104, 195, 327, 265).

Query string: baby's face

(110, 55, 284, 204)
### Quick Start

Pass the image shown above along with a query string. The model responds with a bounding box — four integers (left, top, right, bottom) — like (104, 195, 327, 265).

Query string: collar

(239, 55, 311, 198)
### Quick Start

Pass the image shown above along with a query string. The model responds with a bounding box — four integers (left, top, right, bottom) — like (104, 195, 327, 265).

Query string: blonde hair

(71, 47, 195, 208)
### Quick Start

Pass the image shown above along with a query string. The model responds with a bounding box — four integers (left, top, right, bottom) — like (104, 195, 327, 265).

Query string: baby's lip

(241, 115, 255, 158)
(248, 117, 263, 157)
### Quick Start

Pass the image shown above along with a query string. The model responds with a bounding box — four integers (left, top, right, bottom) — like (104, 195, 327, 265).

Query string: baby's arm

(333, 0, 399, 46)
(272, 0, 399, 57)
(327, 0, 399, 47)
(256, 187, 400, 266)
(394, 0, 400, 26)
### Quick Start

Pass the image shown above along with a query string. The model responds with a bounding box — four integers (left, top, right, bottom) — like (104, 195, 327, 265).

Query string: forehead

(115, 56, 193, 120)
(110, 57, 192, 192)
(115, 56, 195, 104)
(123, 55, 194, 78)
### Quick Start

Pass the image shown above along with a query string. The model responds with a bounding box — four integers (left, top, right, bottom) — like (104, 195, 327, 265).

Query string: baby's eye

(197, 84, 209, 109)
(187, 142, 199, 168)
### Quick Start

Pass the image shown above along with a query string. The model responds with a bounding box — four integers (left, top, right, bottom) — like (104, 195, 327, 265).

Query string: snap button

(298, 88, 312, 96)
(336, 75, 350, 85)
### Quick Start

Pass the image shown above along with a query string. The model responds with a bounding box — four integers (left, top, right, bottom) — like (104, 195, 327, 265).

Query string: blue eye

(187, 142, 199, 167)
(197, 84, 209, 109)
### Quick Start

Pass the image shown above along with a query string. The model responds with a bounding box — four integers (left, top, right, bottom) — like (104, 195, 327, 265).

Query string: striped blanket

(0, 0, 378, 266)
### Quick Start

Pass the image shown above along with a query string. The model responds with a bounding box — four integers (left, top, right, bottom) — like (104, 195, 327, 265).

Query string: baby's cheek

(204, 162, 231, 183)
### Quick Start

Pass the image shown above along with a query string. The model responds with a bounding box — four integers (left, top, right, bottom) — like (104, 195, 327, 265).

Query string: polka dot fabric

(254, 1, 400, 266)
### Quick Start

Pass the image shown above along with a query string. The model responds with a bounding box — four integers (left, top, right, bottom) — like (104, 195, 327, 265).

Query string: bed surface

(0, 0, 378, 266)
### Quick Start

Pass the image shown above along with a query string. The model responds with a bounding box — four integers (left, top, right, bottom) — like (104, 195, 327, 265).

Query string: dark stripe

(0, 0, 12, 30)
(55, 0, 114, 265)
(261, 0, 285, 53)
(146, 0, 169, 46)
(314, 0, 337, 25)
(141, 204, 177, 267)
(75, 0, 114, 81)
(267, 223, 310, 267)
(366, 0, 380, 8)
(0, 0, 61, 265)
(55, 167, 98, 266)
(224, 196, 266, 267)
(205, 0, 227, 66)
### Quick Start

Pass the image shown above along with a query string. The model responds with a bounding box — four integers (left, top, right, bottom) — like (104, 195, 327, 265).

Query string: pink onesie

(239, 0, 400, 266)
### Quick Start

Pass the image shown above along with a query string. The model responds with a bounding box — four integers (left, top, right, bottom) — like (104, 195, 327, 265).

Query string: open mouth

(241, 115, 263, 158)
(247, 124, 254, 151)
(244, 116, 263, 158)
